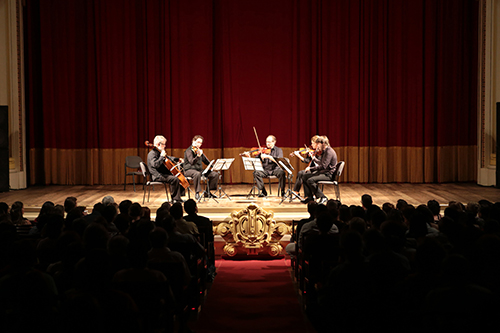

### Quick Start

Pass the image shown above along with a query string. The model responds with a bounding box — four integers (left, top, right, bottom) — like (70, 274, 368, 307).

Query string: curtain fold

(25, 0, 478, 184)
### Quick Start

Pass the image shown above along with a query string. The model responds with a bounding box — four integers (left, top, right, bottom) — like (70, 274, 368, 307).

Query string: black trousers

(293, 169, 308, 192)
(154, 174, 182, 201)
(185, 169, 218, 193)
(253, 168, 286, 195)
(302, 172, 333, 199)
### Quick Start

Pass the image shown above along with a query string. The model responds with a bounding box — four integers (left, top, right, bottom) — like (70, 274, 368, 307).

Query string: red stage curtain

(25, 0, 478, 184)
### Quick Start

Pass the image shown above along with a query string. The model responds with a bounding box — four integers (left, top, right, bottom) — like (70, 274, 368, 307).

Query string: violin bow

(253, 127, 262, 150)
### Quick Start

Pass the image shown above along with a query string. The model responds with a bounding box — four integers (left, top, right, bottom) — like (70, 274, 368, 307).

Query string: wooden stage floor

(1, 183, 499, 222)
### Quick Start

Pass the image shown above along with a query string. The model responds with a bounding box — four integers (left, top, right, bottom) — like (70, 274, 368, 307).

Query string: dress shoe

(204, 192, 217, 198)
(318, 197, 328, 205)
(195, 192, 201, 200)
(173, 199, 184, 204)
(301, 197, 313, 204)
(258, 192, 267, 198)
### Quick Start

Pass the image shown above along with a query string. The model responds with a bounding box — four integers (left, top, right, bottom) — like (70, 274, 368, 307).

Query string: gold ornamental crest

(216, 204, 290, 256)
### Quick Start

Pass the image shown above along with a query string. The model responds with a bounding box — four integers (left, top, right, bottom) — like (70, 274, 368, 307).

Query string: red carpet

(193, 258, 315, 332)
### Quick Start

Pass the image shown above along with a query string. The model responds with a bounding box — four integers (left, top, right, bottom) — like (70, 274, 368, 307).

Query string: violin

(290, 147, 315, 157)
(240, 147, 271, 157)
(144, 141, 190, 189)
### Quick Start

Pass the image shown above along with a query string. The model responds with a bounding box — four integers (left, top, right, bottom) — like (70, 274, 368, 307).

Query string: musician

(292, 135, 320, 197)
(301, 136, 338, 205)
(183, 135, 218, 200)
(147, 135, 184, 203)
(244, 135, 285, 197)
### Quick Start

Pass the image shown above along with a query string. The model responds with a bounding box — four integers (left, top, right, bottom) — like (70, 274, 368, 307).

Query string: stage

(1, 182, 498, 223)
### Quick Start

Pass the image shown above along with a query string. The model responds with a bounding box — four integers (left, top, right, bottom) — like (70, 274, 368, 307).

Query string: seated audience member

(349, 205, 366, 220)
(382, 202, 395, 215)
(113, 213, 132, 236)
(63, 196, 77, 214)
(0, 202, 9, 216)
(10, 201, 31, 225)
(36, 213, 65, 270)
(298, 205, 338, 250)
(128, 202, 143, 223)
(0, 240, 59, 332)
(159, 214, 204, 262)
(369, 208, 387, 231)
(84, 202, 105, 224)
(183, 199, 213, 247)
(317, 231, 369, 332)
(338, 204, 351, 224)
(361, 194, 373, 211)
(348, 217, 367, 236)
(148, 227, 191, 288)
(118, 199, 132, 216)
(285, 201, 318, 256)
(183, 199, 216, 278)
(169, 202, 198, 235)
(102, 195, 115, 206)
(396, 199, 409, 210)
(427, 199, 442, 223)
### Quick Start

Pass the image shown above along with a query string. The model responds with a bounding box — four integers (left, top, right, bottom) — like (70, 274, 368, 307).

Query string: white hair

(154, 135, 166, 146)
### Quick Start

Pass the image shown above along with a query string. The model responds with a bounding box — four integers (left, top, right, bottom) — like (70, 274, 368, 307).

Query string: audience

(1, 194, 499, 333)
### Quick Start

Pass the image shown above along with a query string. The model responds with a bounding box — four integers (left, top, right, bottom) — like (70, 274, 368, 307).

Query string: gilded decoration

(215, 204, 290, 256)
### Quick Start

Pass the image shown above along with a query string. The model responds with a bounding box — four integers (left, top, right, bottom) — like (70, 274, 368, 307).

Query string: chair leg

(124, 165, 127, 191)
(143, 185, 147, 204)
(268, 178, 272, 195)
(164, 184, 170, 202)
(132, 175, 136, 192)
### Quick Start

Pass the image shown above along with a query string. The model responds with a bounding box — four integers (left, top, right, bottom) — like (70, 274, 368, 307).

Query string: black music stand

(242, 156, 264, 198)
(277, 158, 301, 204)
(212, 158, 234, 200)
(199, 160, 218, 203)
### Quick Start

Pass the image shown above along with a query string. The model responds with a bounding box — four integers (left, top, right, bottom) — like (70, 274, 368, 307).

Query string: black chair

(139, 162, 170, 204)
(317, 161, 345, 201)
(124, 156, 144, 192)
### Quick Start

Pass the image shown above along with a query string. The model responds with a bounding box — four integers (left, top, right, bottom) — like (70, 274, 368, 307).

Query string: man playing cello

(147, 135, 185, 203)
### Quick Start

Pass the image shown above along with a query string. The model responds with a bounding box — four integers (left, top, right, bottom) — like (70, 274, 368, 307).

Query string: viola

(240, 147, 271, 157)
(144, 141, 190, 189)
(290, 147, 315, 157)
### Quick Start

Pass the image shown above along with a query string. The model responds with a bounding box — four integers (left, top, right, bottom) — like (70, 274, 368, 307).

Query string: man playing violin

(301, 136, 338, 205)
(243, 135, 285, 197)
(291, 135, 320, 198)
(184, 135, 218, 200)
(147, 135, 184, 203)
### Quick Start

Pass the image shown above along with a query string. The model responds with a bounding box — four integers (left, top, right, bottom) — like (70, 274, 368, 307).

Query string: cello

(144, 141, 190, 189)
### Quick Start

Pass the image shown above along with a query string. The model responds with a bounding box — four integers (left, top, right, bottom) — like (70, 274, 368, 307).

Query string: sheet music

(242, 156, 264, 171)
(202, 159, 215, 176)
(278, 159, 293, 175)
(213, 158, 235, 171)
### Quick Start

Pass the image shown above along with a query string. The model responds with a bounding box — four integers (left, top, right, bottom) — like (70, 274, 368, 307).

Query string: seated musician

(243, 135, 285, 197)
(292, 135, 320, 198)
(302, 136, 338, 205)
(147, 135, 184, 203)
(183, 135, 218, 200)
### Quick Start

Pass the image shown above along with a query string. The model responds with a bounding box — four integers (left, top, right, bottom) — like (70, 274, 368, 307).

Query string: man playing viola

(244, 135, 286, 197)
(147, 135, 184, 203)
(301, 136, 338, 205)
(184, 135, 218, 200)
